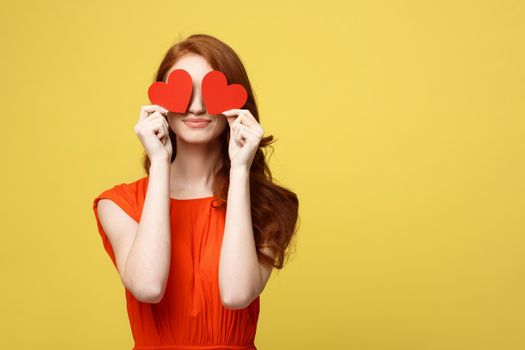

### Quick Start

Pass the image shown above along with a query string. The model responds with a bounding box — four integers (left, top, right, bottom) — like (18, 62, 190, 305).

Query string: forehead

(165, 53, 213, 83)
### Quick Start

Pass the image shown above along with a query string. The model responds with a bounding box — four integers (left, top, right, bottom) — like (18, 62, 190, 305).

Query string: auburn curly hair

(142, 33, 299, 270)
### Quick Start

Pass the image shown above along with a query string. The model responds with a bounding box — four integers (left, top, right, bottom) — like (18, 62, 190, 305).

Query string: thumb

(224, 114, 236, 126)
(221, 110, 238, 125)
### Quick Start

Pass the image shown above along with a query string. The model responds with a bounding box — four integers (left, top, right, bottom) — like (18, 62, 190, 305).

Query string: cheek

(215, 118, 228, 131)
(167, 117, 182, 131)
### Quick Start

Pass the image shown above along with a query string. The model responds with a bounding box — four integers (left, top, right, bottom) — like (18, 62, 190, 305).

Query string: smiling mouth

(183, 118, 212, 122)
(183, 119, 212, 129)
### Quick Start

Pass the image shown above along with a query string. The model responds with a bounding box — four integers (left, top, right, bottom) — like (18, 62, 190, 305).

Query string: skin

(97, 53, 275, 309)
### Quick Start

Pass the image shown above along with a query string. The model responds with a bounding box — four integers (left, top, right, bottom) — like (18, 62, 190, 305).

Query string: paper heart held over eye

(147, 69, 193, 113)
(147, 69, 248, 114)
(201, 70, 248, 114)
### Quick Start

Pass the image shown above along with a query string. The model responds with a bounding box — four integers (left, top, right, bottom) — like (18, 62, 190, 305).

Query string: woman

(93, 33, 299, 350)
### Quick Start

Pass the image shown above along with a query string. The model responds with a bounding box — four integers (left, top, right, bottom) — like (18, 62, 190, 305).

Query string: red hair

(143, 33, 299, 269)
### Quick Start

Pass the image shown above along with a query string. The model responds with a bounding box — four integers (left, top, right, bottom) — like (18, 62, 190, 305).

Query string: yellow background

(1, 0, 524, 349)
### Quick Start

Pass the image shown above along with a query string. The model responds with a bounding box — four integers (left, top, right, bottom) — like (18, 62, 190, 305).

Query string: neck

(168, 137, 223, 196)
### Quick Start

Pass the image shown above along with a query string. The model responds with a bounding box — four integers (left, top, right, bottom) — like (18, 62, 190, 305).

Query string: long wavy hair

(142, 33, 299, 270)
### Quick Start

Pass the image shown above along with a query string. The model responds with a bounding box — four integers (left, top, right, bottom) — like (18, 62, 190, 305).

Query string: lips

(183, 118, 211, 122)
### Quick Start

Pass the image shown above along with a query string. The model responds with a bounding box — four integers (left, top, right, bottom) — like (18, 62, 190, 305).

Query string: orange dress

(93, 176, 260, 350)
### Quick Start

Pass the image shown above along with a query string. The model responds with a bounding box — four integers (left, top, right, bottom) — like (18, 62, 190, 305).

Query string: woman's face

(165, 53, 228, 144)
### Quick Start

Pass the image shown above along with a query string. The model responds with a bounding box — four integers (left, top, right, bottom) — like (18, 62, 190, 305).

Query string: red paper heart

(202, 70, 248, 114)
(148, 69, 193, 113)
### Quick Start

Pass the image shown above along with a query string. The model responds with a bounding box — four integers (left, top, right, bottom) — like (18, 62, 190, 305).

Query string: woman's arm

(218, 166, 275, 309)
(98, 157, 171, 303)
(124, 158, 171, 302)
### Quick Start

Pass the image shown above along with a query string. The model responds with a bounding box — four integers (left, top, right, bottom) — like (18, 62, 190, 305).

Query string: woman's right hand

(135, 105, 173, 163)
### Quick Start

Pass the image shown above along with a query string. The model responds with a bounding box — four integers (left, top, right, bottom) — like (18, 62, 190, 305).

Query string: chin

(174, 129, 221, 143)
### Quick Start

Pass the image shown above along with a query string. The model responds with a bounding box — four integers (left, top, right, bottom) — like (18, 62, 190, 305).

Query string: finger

(237, 124, 259, 143)
(231, 113, 257, 138)
(233, 124, 248, 141)
(236, 128, 250, 146)
(140, 105, 169, 121)
(231, 113, 242, 131)
(142, 104, 169, 116)
(224, 115, 237, 126)
(221, 109, 239, 125)
(232, 128, 244, 146)
(143, 111, 166, 123)
(161, 121, 169, 141)
(227, 109, 259, 130)
(148, 119, 166, 137)
(238, 112, 258, 129)
(223, 108, 252, 121)
(238, 109, 257, 126)
(237, 111, 263, 136)
(156, 120, 166, 137)
(238, 123, 258, 136)
(222, 109, 244, 116)
(156, 119, 168, 143)
(159, 129, 167, 144)
(232, 110, 253, 131)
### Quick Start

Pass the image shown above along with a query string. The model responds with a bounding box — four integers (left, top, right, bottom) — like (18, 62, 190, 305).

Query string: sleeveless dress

(92, 176, 260, 350)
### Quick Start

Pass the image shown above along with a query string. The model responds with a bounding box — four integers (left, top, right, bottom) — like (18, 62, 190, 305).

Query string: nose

(187, 87, 206, 115)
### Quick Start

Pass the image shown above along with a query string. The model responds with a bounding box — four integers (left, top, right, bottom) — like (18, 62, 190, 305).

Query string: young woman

(93, 33, 299, 350)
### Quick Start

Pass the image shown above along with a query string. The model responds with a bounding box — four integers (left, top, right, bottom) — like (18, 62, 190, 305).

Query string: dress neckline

(143, 177, 214, 201)
(170, 195, 214, 201)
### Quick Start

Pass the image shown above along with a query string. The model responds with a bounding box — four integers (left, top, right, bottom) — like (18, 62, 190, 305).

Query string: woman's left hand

(222, 109, 264, 171)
